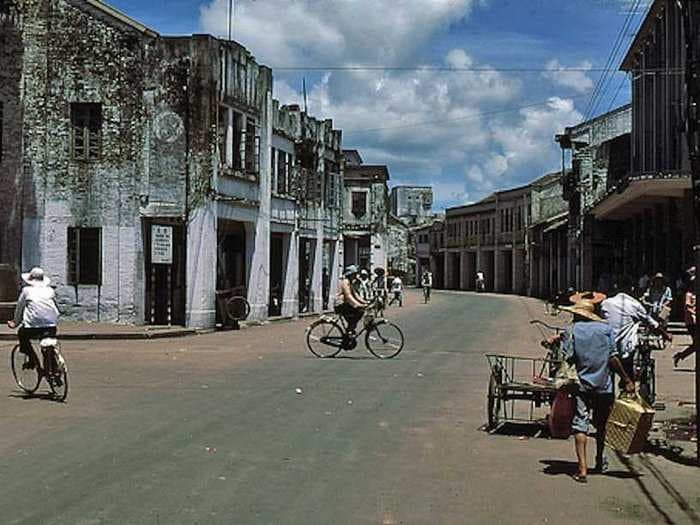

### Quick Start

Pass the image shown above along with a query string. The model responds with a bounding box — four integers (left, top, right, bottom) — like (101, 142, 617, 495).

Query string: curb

(0, 328, 201, 341)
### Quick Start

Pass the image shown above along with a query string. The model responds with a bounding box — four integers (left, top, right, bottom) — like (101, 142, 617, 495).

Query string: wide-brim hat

(569, 291, 606, 305)
(21, 267, 51, 287)
(652, 272, 665, 282)
(344, 265, 359, 277)
(560, 299, 604, 322)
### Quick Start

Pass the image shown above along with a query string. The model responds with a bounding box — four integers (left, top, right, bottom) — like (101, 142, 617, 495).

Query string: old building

(0, 0, 342, 327)
(441, 185, 529, 294)
(526, 171, 569, 298)
(342, 150, 390, 271)
(429, 219, 445, 289)
(270, 102, 343, 316)
(389, 185, 434, 226)
(387, 214, 412, 280)
(584, 0, 695, 290)
(556, 105, 632, 292)
(413, 223, 432, 282)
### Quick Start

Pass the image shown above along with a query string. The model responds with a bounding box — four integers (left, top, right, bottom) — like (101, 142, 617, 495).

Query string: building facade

(342, 151, 390, 271)
(0, 0, 342, 327)
(556, 105, 632, 292)
(389, 186, 434, 226)
(441, 185, 530, 294)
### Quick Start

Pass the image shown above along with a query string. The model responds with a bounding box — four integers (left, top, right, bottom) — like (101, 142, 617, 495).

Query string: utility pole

(678, 0, 700, 465)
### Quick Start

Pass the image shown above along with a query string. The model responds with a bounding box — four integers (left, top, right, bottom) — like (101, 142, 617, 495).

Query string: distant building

(389, 186, 434, 226)
(414, 223, 433, 283)
(342, 151, 390, 271)
(387, 214, 412, 279)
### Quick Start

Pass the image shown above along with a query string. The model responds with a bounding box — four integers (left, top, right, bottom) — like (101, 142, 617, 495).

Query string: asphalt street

(1, 291, 698, 524)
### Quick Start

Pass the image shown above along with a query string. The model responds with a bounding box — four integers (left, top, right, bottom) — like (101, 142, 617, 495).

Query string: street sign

(151, 225, 173, 265)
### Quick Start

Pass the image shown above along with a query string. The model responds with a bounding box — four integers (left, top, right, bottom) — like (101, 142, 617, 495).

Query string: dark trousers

(675, 325, 697, 361)
(334, 304, 363, 332)
(19, 326, 57, 355)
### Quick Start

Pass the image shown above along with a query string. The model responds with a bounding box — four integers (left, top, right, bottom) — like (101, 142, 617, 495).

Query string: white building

(389, 186, 434, 226)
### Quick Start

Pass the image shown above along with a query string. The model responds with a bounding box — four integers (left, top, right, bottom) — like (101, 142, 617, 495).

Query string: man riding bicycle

(335, 265, 369, 338)
(7, 268, 60, 367)
(421, 270, 433, 302)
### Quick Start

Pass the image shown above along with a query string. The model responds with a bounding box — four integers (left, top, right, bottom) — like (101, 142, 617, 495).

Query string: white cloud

(199, 0, 481, 66)
(542, 59, 594, 93)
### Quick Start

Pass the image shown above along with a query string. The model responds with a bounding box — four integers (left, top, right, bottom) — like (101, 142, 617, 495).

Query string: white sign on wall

(151, 225, 173, 265)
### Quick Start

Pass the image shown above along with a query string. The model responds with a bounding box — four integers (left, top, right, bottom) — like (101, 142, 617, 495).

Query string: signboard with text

(151, 225, 173, 265)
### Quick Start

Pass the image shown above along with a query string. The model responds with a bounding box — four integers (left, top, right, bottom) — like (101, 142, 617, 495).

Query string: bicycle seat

(39, 338, 58, 348)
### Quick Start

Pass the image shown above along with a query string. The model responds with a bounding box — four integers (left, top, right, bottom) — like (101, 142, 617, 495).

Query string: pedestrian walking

(673, 267, 696, 367)
(476, 270, 485, 293)
(558, 300, 635, 483)
(372, 267, 388, 315)
(388, 275, 403, 307)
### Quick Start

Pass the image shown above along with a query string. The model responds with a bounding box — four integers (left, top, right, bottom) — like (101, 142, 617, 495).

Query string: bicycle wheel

(306, 319, 344, 358)
(47, 347, 69, 402)
(365, 320, 404, 359)
(226, 295, 250, 321)
(11, 344, 41, 394)
(487, 372, 504, 429)
(638, 359, 655, 406)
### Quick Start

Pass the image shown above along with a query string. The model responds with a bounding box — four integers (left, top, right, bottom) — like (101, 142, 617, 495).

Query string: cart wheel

(487, 372, 504, 429)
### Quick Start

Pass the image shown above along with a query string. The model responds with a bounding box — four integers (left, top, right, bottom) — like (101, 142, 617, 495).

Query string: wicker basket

(605, 394, 655, 454)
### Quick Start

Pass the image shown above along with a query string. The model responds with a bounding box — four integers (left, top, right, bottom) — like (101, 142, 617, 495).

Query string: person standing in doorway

(389, 275, 404, 307)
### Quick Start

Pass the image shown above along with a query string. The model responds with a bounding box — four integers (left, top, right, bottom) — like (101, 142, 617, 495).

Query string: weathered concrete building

(342, 150, 390, 271)
(527, 171, 569, 298)
(441, 185, 529, 294)
(389, 185, 434, 226)
(556, 105, 632, 292)
(414, 223, 432, 282)
(0, 0, 341, 327)
(387, 214, 412, 279)
(270, 102, 343, 316)
(584, 0, 695, 291)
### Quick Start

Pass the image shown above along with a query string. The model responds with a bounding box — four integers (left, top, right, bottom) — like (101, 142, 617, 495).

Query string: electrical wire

(343, 94, 589, 134)
(272, 65, 681, 74)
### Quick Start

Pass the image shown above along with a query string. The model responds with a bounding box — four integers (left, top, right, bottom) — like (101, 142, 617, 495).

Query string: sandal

(572, 473, 588, 484)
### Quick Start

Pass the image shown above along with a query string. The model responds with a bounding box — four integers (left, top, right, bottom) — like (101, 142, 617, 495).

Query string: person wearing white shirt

(7, 268, 60, 361)
(600, 276, 671, 382)
(389, 276, 403, 307)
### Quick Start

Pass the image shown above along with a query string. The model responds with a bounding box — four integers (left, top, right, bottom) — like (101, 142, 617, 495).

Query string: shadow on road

(540, 459, 640, 479)
(8, 392, 63, 403)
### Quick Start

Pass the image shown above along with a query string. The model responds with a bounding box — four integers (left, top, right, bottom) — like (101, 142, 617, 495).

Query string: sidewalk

(0, 322, 202, 341)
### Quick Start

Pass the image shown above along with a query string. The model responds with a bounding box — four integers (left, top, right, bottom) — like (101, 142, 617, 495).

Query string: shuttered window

(67, 227, 102, 285)
(71, 103, 102, 161)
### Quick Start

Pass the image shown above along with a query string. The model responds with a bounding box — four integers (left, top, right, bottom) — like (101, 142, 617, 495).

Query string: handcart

(485, 320, 565, 433)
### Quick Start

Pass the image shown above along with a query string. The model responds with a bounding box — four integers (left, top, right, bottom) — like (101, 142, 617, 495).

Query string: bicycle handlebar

(530, 319, 566, 333)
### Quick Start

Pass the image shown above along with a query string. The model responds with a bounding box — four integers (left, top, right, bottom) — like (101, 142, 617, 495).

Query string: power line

(585, 0, 643, 119)
(606, 74, 630, 112)
(343, 95, 589, 134)
(272, 65, 682, 74)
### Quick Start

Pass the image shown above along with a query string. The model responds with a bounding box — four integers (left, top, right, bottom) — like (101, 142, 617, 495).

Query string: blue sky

(108, 0, 649, 210)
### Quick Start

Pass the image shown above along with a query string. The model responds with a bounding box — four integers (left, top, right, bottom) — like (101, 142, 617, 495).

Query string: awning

(591, 176, 691, 220)
(543, 217, 568, 234)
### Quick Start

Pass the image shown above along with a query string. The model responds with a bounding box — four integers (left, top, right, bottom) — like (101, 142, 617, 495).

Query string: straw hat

(568, 290, 606, 305)
(560, 299, 605, 322)
(21, 267, 51, 287)
(652, 272, 665, 282)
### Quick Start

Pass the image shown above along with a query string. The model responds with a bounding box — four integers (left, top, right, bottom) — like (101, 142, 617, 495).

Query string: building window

(67, 227, 102, 285)
(71, 103, 102, 161)
(351, 191, 367, 218)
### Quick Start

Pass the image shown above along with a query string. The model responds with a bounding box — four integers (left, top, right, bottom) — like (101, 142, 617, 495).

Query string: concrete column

(494, 250, 501, 293)
(443, 252, 451, 289)
(311, 210, 324, 313)
(514, 248, 525, 296)
(282, 230, 299, 317)
(459, 251, 467, 290)
(186, 202, 218, 328)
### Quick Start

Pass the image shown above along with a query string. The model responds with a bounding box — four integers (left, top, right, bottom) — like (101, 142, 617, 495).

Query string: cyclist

(6, 267, 60, 368)
(334, 265, 368, 339)
(372, 267, 388, 315)
(421, 270, 433, 303)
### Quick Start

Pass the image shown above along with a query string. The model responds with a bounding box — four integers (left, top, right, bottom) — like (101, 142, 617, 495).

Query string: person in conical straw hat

(554, 299, 635, 483)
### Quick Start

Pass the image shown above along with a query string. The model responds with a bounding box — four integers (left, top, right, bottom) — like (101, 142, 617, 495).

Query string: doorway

(269, 233, 286, 317)
(144, 220, 185, 326)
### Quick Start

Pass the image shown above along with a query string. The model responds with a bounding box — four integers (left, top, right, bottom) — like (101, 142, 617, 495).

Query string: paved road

(1, 292, 698, 524)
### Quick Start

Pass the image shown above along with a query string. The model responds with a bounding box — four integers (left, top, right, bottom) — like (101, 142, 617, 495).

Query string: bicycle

(635, 329, 660, 406)
(11, 336, 68, 402)
(306, 300, 405, 359)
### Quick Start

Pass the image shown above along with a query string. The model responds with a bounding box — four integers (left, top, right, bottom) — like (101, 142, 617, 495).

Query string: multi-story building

(556, 105, 632, 292)
(429, 219, 445, 289)
(527, 171, 569, 298)
(441, 185, 530, 294)
(387, 214, 412, 279)
(414, 223, 432, 282)
(342, 150, 390, 271)
(389, 186, 434, 226)
(269, 102, 343, 316)
(583, 0, 696, 289)
(0, 0, 342, 327)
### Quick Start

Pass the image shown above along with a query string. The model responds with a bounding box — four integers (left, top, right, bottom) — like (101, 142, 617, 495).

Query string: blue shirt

(562, 321, 617, 394)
